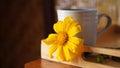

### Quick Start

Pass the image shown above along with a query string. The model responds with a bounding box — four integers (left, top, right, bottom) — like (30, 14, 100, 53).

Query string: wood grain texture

(25, 59, 80, 68)
(0, 0, 46, 68)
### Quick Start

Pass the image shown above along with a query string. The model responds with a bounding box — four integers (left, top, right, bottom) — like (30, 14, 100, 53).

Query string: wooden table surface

(25, 25, 120, 68)
(25, 59, 80, 68)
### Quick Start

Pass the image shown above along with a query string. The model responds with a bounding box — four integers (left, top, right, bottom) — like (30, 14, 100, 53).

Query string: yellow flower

(43, 16, 84, 62)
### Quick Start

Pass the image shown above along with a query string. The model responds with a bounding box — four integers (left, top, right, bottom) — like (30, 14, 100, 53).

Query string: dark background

(0, 0, 56, 68)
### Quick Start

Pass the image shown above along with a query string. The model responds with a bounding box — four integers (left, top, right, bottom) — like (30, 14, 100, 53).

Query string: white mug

(57, 8, 112, 45)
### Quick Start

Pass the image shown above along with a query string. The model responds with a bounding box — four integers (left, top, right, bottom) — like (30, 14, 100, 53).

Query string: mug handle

(97, 14, 112, 36)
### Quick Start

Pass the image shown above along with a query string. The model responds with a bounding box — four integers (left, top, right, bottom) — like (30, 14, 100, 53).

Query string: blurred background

(0, 0, 55, 68)
(56, 0, 119, 29)
(0, 0, 120, 68)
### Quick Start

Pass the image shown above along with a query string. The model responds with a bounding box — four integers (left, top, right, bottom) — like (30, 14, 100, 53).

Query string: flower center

(57, 32, 68, 45)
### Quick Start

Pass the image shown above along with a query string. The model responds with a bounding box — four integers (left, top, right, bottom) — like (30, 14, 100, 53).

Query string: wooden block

(41, 41, 120, 68)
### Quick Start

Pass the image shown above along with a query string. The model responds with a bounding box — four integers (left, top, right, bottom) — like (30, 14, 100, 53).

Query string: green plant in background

(83, 47, 120, 63)
(96, 54, 109, 63)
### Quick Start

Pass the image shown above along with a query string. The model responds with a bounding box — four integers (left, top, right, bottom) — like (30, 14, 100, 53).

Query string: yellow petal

(79, 39, 84, 46)
(68, 37, 81, 45)
(68, 25, 81, 37)
(49, 44, 58, 58)
(53, 21, 65, 33)
(63, 46, 72, 61)
(65, 43, 75, 53)
(43, 34, 57, 45)
(69, 37, 84, 53)
(56, 45, 65, 62)
(75, 39, 84, 56)
(77, 39, 84, 52)
(64, 16, 74, 24)
(64, 20, 78, 32)
(67, 41, 78, 49)
(65, 44, 79, 58)
(65, 41, 78, 54)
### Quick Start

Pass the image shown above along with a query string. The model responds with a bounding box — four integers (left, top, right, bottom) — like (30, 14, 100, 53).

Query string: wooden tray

(41, 25, 120, 68)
